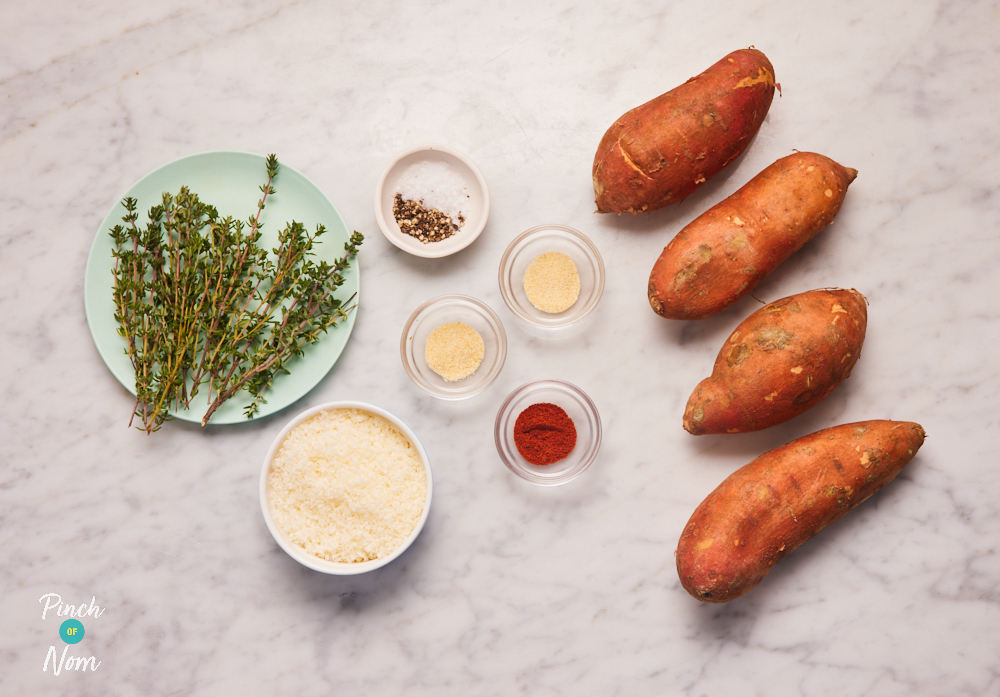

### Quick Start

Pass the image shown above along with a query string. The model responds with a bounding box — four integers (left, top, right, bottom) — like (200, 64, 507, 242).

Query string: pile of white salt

(396, 161, 470, 227)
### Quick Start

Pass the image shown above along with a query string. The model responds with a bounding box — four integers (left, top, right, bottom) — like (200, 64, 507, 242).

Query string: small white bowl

(498, 224, 605, 329)
(494, 380, 602, 486)
(374, 143, 490, 258)
(401, 295, 507, 400)
(260, 401, 433, 575)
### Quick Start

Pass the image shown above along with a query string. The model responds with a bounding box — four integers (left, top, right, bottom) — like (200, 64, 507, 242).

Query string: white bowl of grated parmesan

(374, 143, 490, 258)
(260, 402, 432, 574)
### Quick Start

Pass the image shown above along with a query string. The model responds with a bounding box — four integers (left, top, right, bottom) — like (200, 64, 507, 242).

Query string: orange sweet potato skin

(683, 288, 867, 435)
(593, 48, 775, 214)
(676, 420, 926, 603)
(648, 153, 858, 320)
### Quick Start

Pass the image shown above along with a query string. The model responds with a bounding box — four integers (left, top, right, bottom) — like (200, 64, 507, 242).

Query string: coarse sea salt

(396, 160, 470, 225)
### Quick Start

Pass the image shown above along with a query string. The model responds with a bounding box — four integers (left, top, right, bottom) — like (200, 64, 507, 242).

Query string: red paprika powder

(513, 403, 577, 465)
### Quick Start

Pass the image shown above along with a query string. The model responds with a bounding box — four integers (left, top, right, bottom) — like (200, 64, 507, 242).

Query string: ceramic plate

(84, 151, 360, 425)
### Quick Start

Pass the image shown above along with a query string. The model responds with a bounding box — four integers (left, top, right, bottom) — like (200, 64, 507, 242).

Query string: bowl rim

(399, 293, 508, 400)
(497, 223, 605, 328)
(374, 142, 490, 259)
(493, 379, 602, 486)
(259, 400, 433, 575)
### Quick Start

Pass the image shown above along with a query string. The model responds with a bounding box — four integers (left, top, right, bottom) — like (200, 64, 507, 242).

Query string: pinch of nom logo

(39, 593, 104, 676)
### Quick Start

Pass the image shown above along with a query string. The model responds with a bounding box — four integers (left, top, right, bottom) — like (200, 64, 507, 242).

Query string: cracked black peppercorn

(392, 193, 464, 244)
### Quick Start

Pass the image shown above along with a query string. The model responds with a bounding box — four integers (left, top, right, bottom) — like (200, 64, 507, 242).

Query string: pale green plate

(84, 151, 360, 426)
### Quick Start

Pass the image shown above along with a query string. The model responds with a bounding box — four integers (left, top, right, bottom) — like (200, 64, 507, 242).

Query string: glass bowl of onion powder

(498, 224, 605, 329)
(400, 295, 507, 400)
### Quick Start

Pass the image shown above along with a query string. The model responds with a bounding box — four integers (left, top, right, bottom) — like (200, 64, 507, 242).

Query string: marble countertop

(3, 1, 999, 694)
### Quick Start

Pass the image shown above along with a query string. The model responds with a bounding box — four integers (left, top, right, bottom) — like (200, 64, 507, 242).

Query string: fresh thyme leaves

(109, 154, 362, 433)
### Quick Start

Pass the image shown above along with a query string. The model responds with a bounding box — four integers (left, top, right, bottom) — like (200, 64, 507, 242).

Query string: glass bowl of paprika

(494, 379, 602, 486)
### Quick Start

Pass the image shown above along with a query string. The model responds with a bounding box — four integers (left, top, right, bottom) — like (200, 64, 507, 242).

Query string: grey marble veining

(2, 0, 999, 695)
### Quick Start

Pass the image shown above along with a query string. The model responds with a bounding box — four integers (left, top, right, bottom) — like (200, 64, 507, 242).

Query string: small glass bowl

(259, 401, 433, 575)
(494, 380, 602, 486)
(374, 143, 490, 259)
(401, 295, 507, 400)
(498, 224, 605, 329)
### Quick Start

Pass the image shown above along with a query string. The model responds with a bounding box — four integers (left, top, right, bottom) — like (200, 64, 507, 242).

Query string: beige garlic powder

(425, 322, 485, 382)
(523, 251, 581, 313)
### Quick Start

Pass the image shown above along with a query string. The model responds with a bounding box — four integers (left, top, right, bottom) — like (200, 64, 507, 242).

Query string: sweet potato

(593, 48, 775, 214)
(684, 288, 866, 435)
(676, 420, 926, 603)
(648, 152, 858, 320)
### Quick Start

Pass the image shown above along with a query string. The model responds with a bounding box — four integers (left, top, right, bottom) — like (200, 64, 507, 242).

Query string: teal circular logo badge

(59, 619, 84, 644)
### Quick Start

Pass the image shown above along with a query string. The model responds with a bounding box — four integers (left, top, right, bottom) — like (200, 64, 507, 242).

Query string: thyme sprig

(110, 154, 362, 433)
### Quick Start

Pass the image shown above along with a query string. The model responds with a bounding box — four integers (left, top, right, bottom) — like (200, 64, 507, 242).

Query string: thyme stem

(110, 154, 362, 433)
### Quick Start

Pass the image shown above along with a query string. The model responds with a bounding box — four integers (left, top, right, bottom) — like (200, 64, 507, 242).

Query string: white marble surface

(3, 1, 999, 694)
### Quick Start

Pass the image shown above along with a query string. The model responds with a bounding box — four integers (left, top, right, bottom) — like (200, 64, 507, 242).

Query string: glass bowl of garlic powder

(498, 225, 605, 329)
(400, 294, 507, 400)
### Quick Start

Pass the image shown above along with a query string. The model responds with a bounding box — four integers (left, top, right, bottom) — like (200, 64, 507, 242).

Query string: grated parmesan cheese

(267, 408, 427, 563)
